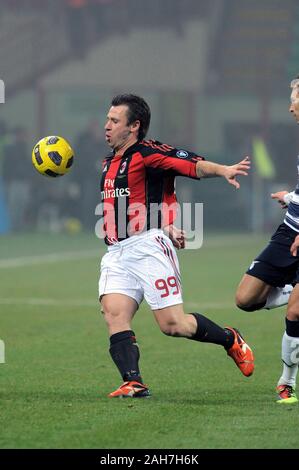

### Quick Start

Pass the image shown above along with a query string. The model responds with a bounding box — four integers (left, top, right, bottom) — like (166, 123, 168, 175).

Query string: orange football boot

(108, 381, 150, 398)
(225, 327, 254, 377)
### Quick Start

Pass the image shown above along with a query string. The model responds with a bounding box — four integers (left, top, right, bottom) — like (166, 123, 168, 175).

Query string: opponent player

(99, 93, 254, 398)
(235, 77, 299, 404)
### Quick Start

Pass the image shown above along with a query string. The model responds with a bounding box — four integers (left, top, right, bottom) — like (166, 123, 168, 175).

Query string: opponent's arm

(271, 190, 294, 209)
(196, 156, 251, 189)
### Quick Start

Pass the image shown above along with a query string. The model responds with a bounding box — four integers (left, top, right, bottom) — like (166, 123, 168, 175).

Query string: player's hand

(164, 224, 186, 249)
(291, 235, 299, 257)
(222, 156, 251, 189)
(271, 191, 289, 209)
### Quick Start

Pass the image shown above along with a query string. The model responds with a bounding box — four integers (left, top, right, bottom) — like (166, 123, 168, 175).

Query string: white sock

(277, 332, 299, 388)
(265, 284, 293, 309)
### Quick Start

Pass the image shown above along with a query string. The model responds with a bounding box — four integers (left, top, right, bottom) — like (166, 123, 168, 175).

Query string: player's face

(289, 86, 299, 123)
(104, 105, 139, 152)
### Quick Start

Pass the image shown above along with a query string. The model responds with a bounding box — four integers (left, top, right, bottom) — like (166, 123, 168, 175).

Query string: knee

(101, 297, 125, 320)
(235, 292, 263, 312)
(102, 305, 126, 327)
(103, 308, 124, 322)
(235, 291, 252, 311)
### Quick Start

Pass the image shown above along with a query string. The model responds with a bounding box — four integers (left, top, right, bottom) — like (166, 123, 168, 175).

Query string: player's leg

(276, 284, 299, 404)
(101, 292, 137, 336)
(99, 250, 149, 398)
(236, 225, 296, 311)
(235, 273, 272, 311)
(131, 231, 254, 377)
(236, 273, 293, 311)
(152, 304, 254, 377)
(101, 292, 144, 384)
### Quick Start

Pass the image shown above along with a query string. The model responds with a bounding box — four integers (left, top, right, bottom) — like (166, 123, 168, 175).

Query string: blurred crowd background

(1, 0, 299, 235)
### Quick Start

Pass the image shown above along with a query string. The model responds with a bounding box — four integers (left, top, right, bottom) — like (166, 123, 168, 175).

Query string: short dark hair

(111, 94, 151, 140)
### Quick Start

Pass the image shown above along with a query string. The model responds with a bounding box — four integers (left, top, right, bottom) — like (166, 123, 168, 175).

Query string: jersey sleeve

(140, 140, 204, 178)
(283, 191, 295, 206)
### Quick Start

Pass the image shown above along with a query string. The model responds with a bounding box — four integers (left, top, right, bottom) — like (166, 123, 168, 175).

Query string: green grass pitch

(0, 232, 298, 449)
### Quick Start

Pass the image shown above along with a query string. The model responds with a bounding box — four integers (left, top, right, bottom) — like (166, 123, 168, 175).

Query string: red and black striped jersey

(100, 139, 204, 244)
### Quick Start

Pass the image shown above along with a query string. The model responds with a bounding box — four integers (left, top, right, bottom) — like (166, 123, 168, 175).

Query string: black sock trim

(110, 330, 135, 345)
(237, 302, 266, 312)
(285, 318, 299, 337)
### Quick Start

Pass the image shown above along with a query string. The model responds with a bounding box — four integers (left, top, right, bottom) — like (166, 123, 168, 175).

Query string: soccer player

(99, 93, 254, 398)
(235, 77, 299, 405)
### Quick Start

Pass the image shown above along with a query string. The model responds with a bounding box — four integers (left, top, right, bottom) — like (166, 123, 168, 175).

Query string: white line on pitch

(0, 298, 232, 309)
(0, 298, 97, 307)
(0, 250, 102, 268)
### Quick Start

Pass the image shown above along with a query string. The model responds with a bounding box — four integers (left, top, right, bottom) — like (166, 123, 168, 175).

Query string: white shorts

(99, 229, 183, 310)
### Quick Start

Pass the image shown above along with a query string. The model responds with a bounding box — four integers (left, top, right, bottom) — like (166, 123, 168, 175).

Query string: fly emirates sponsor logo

(101, 178, 130, 199)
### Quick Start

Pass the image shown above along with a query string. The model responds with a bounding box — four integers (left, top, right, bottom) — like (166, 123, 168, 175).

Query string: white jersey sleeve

(283, 191, 295, 206)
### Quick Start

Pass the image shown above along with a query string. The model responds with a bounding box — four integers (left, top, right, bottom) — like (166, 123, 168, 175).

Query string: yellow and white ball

(32, 135, 74, 177)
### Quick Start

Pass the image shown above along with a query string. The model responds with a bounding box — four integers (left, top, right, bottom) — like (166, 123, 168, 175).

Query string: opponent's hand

(291, 235, 299, 257)
(164, 224, 186, 249)
(271, 191, 289, 209)
(222, 156, 251, 189)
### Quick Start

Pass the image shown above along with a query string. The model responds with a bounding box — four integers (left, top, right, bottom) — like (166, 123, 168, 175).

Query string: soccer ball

(32, 135, 74, 177)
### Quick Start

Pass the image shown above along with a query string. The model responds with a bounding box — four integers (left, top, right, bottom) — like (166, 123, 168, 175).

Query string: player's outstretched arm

(271, 190, 292, 209)
(291, 234, 299, 257)
(196, 156, 251, 189)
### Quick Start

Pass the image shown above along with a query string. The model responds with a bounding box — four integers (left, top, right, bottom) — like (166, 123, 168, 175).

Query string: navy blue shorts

(246, 223, 299, 287)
